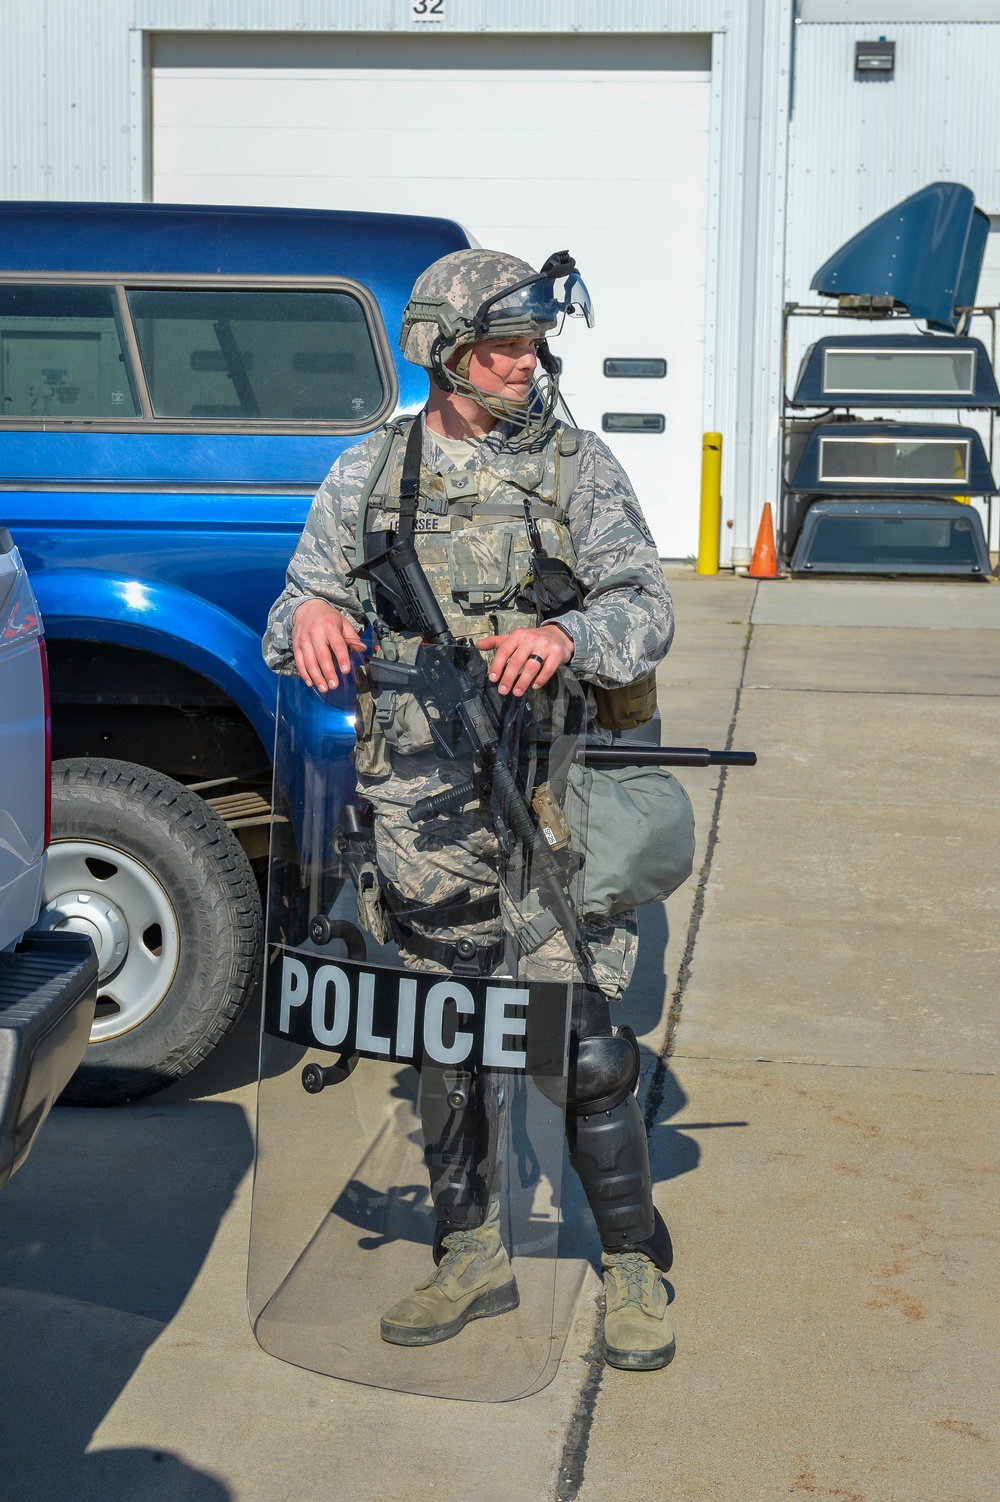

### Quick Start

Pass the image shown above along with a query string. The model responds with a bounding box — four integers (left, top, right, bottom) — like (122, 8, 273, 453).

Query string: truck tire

(40, 757, 262, 1106)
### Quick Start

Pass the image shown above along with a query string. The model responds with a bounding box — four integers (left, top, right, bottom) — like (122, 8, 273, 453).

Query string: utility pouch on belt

(563, 763, 695, 919)
(355, 639, 437, 763)
(592, 671, 659, 733)
(356, 861, 392, 946)
(352, 667, 392, 779)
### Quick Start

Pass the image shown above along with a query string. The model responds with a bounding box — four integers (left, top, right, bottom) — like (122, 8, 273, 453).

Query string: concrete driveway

(1, 575, 995, 1501)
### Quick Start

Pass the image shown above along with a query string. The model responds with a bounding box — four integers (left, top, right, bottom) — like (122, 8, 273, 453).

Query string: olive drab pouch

(351, 666, 392, 779)
(592, 670, 659, 733)
(563, 762, 695, 919)
(365, 636, 437, 758)
(249, 669, 592, 1402)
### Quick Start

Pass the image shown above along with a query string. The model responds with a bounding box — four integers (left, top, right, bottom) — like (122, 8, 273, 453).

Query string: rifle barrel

(580, 746, 757, 769)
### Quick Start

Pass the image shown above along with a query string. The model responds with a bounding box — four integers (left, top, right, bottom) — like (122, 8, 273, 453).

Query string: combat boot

(380, 1201, 519, 1347)
(601, 1249, 675, 1370)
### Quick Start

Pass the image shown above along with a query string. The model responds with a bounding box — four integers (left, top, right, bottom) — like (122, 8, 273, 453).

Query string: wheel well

(47, 639, 271, 785)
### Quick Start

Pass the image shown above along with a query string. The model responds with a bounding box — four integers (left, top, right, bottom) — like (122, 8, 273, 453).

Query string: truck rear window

(127, 288, 385, 423)
(0, 286, 140, 418)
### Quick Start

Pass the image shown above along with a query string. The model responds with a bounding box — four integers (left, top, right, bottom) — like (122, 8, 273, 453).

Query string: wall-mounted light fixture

(855, 38, 895, 81)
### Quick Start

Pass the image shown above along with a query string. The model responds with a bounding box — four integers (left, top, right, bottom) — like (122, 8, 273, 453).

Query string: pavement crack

(552, 1293, 606, 1502)
(749, 684, 1000, 698)
(647, 583, 756, 1112)
(671, 1052, 997, 1078)
(555, 589, 755, 1502)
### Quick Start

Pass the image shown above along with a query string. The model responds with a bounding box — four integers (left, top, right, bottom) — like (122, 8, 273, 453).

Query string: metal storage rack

(778, 301, 999, 573)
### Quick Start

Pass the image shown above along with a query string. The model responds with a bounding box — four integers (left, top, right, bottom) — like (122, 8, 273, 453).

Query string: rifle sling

(353, 416, 413, 628)
(396, 414, 423, 538)
(356, 415, 422, 626)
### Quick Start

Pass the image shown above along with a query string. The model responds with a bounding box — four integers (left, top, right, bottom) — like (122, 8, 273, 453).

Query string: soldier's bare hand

(292, 598, 366, 692)
(476, 623, 575, 697)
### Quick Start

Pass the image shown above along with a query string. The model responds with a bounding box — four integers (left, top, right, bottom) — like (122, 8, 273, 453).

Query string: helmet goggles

(471, 253, 595, 343)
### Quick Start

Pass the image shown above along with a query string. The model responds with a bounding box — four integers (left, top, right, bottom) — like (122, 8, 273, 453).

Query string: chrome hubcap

(38, 840, 180, 1043)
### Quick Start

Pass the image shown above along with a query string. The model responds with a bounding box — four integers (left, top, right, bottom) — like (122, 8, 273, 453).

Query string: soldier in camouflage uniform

(264, 248, 678, 1371)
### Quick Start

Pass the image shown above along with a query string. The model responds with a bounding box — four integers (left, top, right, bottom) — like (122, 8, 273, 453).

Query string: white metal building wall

(150, 32, 712, 558)
(0, 0, 794, 566)
(0, 0, 135, 202)
(787, 20, 1000, 305)
(786, 19, 1000, 549)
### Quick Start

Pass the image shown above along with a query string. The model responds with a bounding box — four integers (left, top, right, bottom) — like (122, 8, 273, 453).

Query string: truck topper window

(0, 284, 140, 419)
(127, 287, 384, 423)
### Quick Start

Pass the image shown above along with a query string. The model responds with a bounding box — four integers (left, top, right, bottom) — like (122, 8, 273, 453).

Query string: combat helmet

(400, 247, 594, 438)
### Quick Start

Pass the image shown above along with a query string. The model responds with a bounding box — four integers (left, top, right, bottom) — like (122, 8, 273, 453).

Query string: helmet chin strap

(430, 337, 558, 439)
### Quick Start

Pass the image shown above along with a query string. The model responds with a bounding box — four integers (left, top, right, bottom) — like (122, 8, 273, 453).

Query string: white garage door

(152, 32, 712, 558)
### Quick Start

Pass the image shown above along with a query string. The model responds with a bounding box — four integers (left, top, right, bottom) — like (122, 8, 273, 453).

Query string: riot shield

(248, 658, 590, 1401)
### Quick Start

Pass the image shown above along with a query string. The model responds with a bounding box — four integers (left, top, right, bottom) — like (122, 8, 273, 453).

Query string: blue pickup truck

(1, 201, 470, 1103)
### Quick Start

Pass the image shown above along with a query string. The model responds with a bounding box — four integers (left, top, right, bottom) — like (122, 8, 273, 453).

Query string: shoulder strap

(523, 424, 584, 558)
(353, 415, 416, 628)
(555, 426, 584, 520)
(396, 414, 423, 538)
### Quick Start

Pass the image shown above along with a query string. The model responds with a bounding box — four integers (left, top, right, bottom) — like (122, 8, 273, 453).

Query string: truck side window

(0, 285, 140, 418)
(127, 288, 385, 423)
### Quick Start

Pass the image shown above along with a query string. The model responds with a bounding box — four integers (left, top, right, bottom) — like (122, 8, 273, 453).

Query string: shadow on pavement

(622, 900, 671, 1038)
(0, 1077, 251, 1499)
(22, 1444, 231, 1502)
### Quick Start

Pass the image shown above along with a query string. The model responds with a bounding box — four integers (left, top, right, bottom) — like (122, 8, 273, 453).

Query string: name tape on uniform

(370, 513, 451, 532)
(264, 948, 569, 1073)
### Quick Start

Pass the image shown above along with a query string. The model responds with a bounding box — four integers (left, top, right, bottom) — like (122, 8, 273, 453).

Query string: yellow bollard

(697, 432, 723, 575)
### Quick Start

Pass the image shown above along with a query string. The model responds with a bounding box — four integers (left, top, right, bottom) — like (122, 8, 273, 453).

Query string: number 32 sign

(412, 0, 445, 19)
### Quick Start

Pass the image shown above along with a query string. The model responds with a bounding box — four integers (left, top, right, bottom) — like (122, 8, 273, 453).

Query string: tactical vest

(351, 415, 655, 776)
(359, 415, 581, 642)
(350, 417, 581, 776)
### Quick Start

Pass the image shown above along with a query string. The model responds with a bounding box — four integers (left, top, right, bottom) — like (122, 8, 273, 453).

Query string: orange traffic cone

(748, 503, 778, 578)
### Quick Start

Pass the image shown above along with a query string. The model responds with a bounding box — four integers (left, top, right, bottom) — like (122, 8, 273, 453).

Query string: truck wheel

(40, 758, 262, 1106)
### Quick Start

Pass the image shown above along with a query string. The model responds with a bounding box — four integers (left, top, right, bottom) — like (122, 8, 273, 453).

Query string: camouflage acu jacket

(262, 416, 674, 688)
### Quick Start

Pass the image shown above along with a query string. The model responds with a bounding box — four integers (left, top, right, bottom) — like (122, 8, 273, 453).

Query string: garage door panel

(154, 118, 710, 195)
(153, 52, 711, 558)
(613, 440, 701, 522)
(153, 78, 710, 191)
(153, 172, 709, 255)
(418, 193, 709, 238)
(156, 70, 709, 138)
(154, 130, 710, 204)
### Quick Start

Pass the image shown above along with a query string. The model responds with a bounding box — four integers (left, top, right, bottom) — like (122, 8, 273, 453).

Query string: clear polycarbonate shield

(249, 661, 590, 1401)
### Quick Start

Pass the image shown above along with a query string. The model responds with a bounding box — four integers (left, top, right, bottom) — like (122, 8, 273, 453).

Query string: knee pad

(566, 1026, 640, 1116)
(566, 983, 640, 1116)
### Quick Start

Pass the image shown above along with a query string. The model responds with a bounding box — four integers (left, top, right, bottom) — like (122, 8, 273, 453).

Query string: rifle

(349, 535, 594, 968)
(346, 535, 756, 978)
